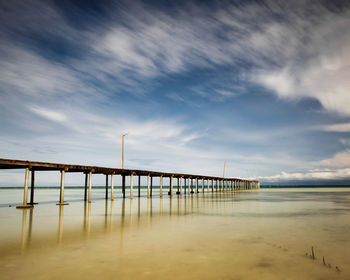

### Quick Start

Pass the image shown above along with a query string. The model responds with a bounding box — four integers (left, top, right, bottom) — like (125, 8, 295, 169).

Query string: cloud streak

(1, 0, 350, 185)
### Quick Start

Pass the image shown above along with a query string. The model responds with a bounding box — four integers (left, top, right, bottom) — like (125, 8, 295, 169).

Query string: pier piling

(57, 170, 69, 205)
(88, 171, 92, 203)
(138, 175, 141, 197)
(111, 173, 114, 201)
(147, 174, 150, 198)
(84, 173, 88, 202)
(160, 175, 163, 198)
(105, 174, 109, 200)
(16, 168, 33, 209)
(130, 173, 133, 199)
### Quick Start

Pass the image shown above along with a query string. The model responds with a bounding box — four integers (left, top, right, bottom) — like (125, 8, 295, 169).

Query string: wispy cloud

(1, 1, 350, 185)
(260, 168, 350, 182)
(322, 123, 350, 133)
(30, 106, 67, 123)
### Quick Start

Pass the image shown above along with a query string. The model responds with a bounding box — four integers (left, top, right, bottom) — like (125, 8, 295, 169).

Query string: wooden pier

(0, 158, 260, 209)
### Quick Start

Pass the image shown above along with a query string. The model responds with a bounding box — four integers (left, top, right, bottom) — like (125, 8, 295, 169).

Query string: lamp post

(122, 133, 128, 169)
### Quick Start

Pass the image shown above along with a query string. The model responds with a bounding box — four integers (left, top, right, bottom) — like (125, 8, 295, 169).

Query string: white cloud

(251, 7, 350, 116)
(318, 149, 350, 168)
(260, 168, 350, 182)
(30, 106, 67, 123)
(322, 123, 350, 133)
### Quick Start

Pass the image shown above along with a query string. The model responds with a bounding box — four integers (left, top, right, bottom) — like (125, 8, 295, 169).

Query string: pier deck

(0, 158, 259, 208)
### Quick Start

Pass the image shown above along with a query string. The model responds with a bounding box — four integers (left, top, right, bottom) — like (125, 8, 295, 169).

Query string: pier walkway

(0, 158, 259, 209)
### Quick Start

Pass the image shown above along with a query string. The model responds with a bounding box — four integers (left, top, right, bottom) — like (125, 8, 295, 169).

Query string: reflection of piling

(170, 196, 173, 216)
(87, 202, 91, 236)
(109, 200, 114, 231)
(137, 197, 141, 224)
(104, 200, 108, 230)
(129, 199, 133, 225)
(160, 197, 163, 217)
(20, 209, 27, 251)
(57, 205, 64, 243)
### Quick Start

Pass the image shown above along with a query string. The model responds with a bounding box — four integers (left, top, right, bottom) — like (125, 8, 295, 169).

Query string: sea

(0, 187, 349, 279)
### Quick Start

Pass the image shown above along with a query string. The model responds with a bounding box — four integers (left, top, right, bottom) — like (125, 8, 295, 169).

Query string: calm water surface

(0, 188, 349, 279)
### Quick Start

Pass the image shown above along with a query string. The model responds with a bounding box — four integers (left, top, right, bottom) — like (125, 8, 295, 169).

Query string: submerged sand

(0, 188, 349, 279)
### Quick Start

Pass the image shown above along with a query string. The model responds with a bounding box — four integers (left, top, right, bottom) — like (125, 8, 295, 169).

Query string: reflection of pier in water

(18, 192, 240, 251)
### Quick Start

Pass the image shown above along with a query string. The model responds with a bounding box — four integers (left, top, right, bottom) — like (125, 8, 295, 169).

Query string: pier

(0, 158, 260, 209)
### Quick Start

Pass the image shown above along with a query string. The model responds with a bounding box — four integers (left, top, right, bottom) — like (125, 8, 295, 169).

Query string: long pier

(0, 158, 260, 209)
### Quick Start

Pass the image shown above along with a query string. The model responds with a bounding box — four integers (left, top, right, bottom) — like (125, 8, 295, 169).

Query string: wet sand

(0, 188, 349, 279)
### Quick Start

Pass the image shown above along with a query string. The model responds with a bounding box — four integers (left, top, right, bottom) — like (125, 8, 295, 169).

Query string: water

(0, 188, 349, 279)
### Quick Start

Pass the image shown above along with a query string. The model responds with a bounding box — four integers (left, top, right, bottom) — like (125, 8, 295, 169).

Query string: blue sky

(1, 0, 350, 186)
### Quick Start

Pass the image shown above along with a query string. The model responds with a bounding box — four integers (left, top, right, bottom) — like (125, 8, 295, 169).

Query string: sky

(0, 0, 350, 186)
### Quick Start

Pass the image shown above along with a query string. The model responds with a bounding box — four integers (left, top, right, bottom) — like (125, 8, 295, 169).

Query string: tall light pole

(222, 161, 227, 178)
(122, 133, 128, 169)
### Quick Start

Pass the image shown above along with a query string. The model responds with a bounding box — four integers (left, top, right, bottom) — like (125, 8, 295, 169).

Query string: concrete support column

(57, 170, 68, 205)
(202, 178, 204, 193)
(176, 177, 180, 195)
(105, 174, 109, 200)
(212, 179, 214, 192)
(130, 174, 133, 199)
(147, 174, 150, 198)
(170, 175, 173, 197)
(17, 168, 33, 209)
(160, 175, 163, 198)
(122, 175, 126, 198)
(88, 171, 92, 203)
(111, 173, 114, 201)
(138, 176, 141, 197)
(180, 177, 183, 195)
(184, 178, 187, 194)
(195, 178, 198, 193)
(84, 173, 88, 201)
(30, 170, 35, 205)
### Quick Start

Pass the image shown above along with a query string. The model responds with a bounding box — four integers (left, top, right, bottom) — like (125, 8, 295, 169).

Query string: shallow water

(0, 188, 349, 279)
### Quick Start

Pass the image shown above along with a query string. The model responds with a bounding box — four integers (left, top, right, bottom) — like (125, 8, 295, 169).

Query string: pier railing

(0, 158, 260, 209)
